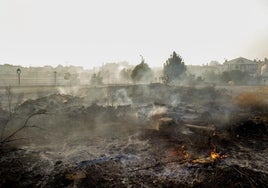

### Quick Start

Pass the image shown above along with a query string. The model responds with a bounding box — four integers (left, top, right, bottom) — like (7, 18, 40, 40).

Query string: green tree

(163, 51, 186, 83)
(131, 56, 153, 83)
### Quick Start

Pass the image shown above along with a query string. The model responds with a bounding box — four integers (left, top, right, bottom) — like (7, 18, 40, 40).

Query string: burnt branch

(0, 110, 47, 145)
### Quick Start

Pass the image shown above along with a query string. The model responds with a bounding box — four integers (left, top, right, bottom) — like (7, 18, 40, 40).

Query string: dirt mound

(15, 94, 82, 115)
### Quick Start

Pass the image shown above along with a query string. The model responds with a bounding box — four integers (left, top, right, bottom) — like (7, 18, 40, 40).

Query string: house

(260, 63, 268, 84)
(223, 57, 258, 76)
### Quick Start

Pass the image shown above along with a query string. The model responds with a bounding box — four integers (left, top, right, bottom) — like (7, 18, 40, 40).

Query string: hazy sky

(0, 0, 268, 69)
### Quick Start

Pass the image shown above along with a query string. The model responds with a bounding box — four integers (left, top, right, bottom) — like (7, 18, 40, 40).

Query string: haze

(0, 0, 268, 68)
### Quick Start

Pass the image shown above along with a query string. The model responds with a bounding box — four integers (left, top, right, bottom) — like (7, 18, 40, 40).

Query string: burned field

(0, 85, 268, 187)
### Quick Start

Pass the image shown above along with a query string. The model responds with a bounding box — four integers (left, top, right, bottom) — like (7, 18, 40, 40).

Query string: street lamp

(54, 71, 57, 86)
(16, 68, 21, 86)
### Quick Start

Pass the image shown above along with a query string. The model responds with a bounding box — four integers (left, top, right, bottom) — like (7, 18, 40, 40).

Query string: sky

(0, 0, 268, 69)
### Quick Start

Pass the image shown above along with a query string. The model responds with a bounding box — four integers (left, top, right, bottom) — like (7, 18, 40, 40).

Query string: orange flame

(210, 147, 227, 161)
(210, 151, 221, 160)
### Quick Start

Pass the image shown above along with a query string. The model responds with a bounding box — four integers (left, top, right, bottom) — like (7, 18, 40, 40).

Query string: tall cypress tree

(163, 51, 186, 83)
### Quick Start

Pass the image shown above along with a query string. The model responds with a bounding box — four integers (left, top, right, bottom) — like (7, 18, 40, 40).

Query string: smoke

(56, 86, 84, 97)
(170, 94, 181, 107)
(3, 82, 268, 188)
(148, 106, 167, 118)
(113, 89, 133, 106)
(0, 85, 247, 158)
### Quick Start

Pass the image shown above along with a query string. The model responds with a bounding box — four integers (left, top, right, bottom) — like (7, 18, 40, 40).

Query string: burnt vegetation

(0, 84, 267, 188)
(0, 54, 268, 187)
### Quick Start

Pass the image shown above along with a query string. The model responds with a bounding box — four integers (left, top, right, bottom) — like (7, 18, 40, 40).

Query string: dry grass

(234, 92, 268, 112)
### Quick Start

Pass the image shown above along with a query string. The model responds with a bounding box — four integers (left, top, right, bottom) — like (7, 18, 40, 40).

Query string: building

(223, 57, 258, 76)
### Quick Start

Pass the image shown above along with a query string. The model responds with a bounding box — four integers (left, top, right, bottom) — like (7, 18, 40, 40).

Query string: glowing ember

(210, 151, 221, 160)
(210, 150, 227, 161)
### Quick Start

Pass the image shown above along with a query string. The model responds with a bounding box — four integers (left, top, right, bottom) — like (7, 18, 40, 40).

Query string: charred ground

(0, 84, 268, 187)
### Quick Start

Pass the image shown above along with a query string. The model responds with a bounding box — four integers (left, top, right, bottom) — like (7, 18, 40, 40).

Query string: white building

(223, 57, 258, 76)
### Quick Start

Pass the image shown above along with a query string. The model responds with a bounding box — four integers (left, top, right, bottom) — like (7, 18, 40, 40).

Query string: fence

(0, 73, 82, 87)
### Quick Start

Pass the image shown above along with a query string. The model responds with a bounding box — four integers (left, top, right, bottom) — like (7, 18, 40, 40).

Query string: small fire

(210, 151, 221, 160)
(210, 148, 227, 161)
(167, 145, 227, 164)
(191, 150, 227, 164)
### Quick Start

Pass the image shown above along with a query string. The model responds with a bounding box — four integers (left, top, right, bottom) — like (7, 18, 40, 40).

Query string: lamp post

(54, 71, 57, 86)
(16, 68, 21, 86)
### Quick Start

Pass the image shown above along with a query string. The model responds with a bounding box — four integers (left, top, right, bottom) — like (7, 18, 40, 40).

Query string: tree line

(91, 51, 187, 85)
(91, 51, 261, 86)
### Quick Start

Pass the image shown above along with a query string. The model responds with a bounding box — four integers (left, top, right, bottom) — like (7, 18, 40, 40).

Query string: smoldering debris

(0, 85, 268, 187)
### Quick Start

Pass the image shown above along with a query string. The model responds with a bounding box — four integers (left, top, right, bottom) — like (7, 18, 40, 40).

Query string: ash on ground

(1, 85, 268, 187)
